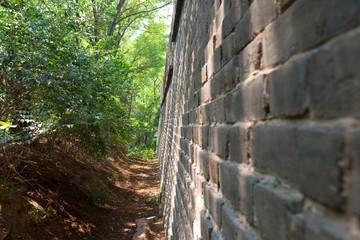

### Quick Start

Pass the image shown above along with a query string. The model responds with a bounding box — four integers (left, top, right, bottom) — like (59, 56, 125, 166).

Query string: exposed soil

(0, 137, 164, 240)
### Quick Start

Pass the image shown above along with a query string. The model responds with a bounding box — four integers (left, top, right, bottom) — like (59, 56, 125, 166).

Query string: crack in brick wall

(157, 0, 360, 239)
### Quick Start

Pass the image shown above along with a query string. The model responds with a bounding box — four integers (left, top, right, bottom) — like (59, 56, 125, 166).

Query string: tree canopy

(0, 0, 171, 159)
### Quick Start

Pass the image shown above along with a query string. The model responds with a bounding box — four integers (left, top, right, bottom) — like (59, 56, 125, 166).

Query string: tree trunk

(108, 0, 126, 36)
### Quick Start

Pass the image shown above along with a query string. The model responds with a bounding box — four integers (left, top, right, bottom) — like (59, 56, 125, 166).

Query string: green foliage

(0, 0, 170, 158)
(125, 21, 169, 157)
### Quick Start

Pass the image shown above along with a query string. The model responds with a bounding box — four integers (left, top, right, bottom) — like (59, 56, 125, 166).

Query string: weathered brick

(219, 161, 259, 224)
(275, 0, 295, 13)
(221, 204, 257, 240)
(254, 182, 303, 240)
(229, 123, 248, 164)
(263, 0, 360, 67)
(268, 54, 309, 117)
(238, 35, 263, 82)
(348, 128, 360, 216)
(308, 28, 360, 118)
(211, 230, 225, 240)
(209, 153, 222, 187)
(224, 89, 242, 123)
(204, 184, 225, 228)
(234, 0, 276, 52)
(222, 0, 249, 38)
(223, 57, 240, 93)
(222, 33, 235, 66)
(211, 69, 223, 100)
(242, 75, 267, 120)
(209, 125, 230, 159)
(200, 124, 210, 148)
(201, 81, 212, 104)
(207, 46, 222, 78)
(291, 212, 354, 240)
(252, 122, 344, 208)
(200, 211, 214, 240)
(214, 97, 225, 123)
(197, 150, 210, 180)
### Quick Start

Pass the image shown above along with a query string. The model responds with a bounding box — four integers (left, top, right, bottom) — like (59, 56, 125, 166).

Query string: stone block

(201, 81, 212, 104)
(229, 123, 248, 164)
(219, 161, 259, 224)
(308, 28, 360, 118)
(224, 89, 243, 123)
(214, 97, 225, 123)
(204, 184, 225, 228)
(275, 0, 295, 13)
(242, 75, 267, 121)
(221, 204, 257, 240)
(209, 125, 230, 159)
(209, 153, 222, 187)
(207, 47, 222, 78)
(290, 212, 354, 240)
(223, 57, 240, 93)
(222, 33, 235, 66)
(252, 122, 344, 208)
(200, 211, 214, 240)
(238, 35, 263, 82)
(234, 0, 277, 52)
(254, 182, 303, 240)
(211, 230, 225, 240)
(268, 54, 309, 117)
(197, 150, 210, 180)
(263, 0, 360, 67)
(348, 128, 360, 216)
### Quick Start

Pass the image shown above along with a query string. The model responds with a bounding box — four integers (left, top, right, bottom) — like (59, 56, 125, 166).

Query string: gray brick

(214, 97, 225, 123)
(209, 153, 222, 187)
(242, 75, 267, 120)
(238, 36, 263, 82)
(197, 150, 210, 180)
(222, 0, 249, 38)
(252, 123, 344, 208)
(263, 0, 360, 67)
(223, 57, 240, 93)
(200, 125, 210, 148)
(224, 89, 243, 123)
(234, 0, 276, 52)
(308, 28, 360, 118)
(291, 213, 354, 240)
(254, 182, 303, 240)
(211, 230, 225, 240)
(219, 161, 259, 224)
(201, 80, 212, 104)
(204, 184, 225, 227)
(209, 125, 230, 159)
(275, 0, 295, 13)
(222, 33, 235, 66)
(229, 123, 248, 164)
(211, 70, 223, 100)
(221, 204, 257, 240)
(200, 211, 214, 240)
(348, 129, 360, 216)
(268, 54, 309, 117)
(208, 46, 222, 78)
(206, 101, 217, 122)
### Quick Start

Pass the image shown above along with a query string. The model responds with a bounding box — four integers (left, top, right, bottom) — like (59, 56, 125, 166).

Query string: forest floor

(0, 137, 164, 240)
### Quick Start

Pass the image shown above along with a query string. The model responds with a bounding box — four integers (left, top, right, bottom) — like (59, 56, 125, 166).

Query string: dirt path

(0, 142, 164, 240)
(91, 158, 164, 240)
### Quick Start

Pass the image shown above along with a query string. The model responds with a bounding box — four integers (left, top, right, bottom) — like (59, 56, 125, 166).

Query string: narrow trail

(91, 158, 164, 240)
(0, 142, 164, 240)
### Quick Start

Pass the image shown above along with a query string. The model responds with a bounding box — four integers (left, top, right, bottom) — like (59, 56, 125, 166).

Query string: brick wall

(157, 1, 360, 239)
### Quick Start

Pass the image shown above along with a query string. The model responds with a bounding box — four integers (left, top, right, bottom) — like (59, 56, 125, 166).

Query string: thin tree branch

(117, 2, 171, 23)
